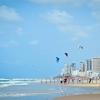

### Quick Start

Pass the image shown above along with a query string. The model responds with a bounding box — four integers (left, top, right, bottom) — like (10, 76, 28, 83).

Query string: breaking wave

(0, 78, 41, 88)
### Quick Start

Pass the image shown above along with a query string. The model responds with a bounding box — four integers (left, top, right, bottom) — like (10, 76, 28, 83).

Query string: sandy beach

(55, 94, 100, 100)
(41, 81, 100, 87)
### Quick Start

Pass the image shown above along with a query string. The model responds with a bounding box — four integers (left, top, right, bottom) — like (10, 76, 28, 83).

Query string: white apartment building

(91, 58, 100, 73)
(80, 62, 85, 72)
(60, 64, 71, 76)
(86, 59, 92, 71)
(86, 58, 100, 77)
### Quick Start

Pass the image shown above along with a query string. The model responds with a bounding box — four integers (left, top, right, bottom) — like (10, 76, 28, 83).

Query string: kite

(79, 45, 84, 50)
(56, 57, 60, 63)
(64, 52, 68, 57)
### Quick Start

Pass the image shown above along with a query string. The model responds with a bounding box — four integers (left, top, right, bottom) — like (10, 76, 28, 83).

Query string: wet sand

(55, 94, 100, 100)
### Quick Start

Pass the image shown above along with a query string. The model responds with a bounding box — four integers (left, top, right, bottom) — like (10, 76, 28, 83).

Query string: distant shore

(55, 93, 100, 100)
(40, 79, 100, 88)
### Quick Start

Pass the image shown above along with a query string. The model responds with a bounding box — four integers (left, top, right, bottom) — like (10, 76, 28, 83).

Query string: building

(86, 59, 92, 71)
(80, 62, 85, 72)
(70, 63, 76, 71)
(60, 57, 100, 78)
(72, 70, 79, 76)
(60, 64, 72, 76)
(85, 58, 100, 77)
(91, 58, 100, 73)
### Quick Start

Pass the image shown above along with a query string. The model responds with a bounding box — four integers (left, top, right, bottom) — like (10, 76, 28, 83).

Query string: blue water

(0, 79, 100, 100)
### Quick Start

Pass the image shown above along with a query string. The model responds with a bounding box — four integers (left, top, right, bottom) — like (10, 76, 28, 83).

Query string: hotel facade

(84, 58, 100, 77)
(91, 58, 100, 73)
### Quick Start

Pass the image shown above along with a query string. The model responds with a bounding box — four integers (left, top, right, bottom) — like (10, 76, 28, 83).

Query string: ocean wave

(0, 82, 31, 88)
(0, 91, 63, 97)
(0, 78, 56, 88)
(0, 78, 43, 88)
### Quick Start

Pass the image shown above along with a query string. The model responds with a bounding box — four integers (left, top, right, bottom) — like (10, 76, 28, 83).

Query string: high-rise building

(91, 58, 100, 73)
(70, 63, 76, 71)
(60, 64, 71, 76)
(86, 59, 92, 71)
(85, 58, 100, 77)
(80, 62, 85, 72)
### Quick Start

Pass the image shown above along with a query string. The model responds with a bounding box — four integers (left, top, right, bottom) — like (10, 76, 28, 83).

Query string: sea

(0, 78, 100, 100)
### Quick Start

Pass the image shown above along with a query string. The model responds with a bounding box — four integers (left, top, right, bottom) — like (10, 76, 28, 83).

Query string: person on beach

(89, 78, 92, 83)
(78, 79, 81, 83)
(64, 78, 67, 84)
(60, 78, 63, 84)
(72, 79, 74, 83)
(60, 79, 63, 84)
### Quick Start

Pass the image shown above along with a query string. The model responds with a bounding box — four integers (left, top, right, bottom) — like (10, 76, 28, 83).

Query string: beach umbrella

(56, 57, 60, 63)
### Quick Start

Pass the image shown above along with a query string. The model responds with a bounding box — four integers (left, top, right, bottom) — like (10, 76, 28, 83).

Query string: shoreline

(55, 93, 100, 100)
(40, 82, 100, 88)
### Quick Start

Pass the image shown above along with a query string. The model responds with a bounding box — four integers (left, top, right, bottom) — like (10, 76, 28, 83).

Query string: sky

(0, 0, 100, 78)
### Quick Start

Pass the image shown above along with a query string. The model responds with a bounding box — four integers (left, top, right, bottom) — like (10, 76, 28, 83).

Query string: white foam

(0, 78, 55, 88)
(0, 91, 63, 97)
(0, 79, 35, 88)
(0, 84, 12, 88)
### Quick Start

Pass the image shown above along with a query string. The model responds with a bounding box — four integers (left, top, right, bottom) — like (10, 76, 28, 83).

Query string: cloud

(43, 10, 73, 25)
(29, 0, 87, 6)
(9, 40, 19, 46)
(88, 0, 100, 21)
(92, 11, 100, 20)
(16, 27, 23, 36)
(0, 5, 22, 21)
(29, 0, 100, 7)
(29, 40, 39, 46)
(0, 40, 19, 48)
(90, 0, 100, 9)
(29, 0, 100, 11)
(42, 10, 88, 40)
(29, 0, 100, 21)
